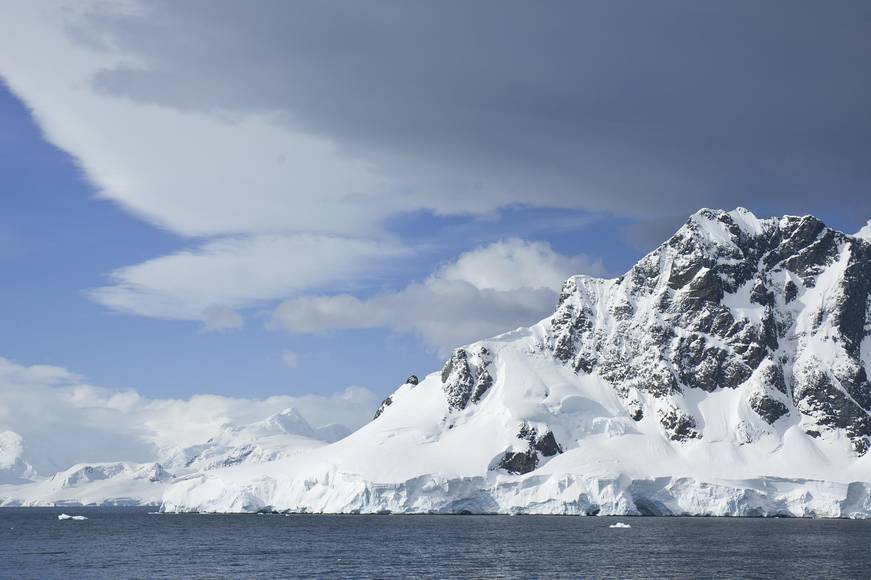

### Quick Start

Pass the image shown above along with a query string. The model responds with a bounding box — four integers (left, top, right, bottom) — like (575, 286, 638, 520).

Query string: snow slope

(1, 462, 170, 507)
(0, 407, 348, 506)
(162, 209, 871, 516)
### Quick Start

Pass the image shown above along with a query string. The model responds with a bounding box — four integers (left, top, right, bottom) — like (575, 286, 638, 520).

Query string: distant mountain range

(0, 408, 349, 506)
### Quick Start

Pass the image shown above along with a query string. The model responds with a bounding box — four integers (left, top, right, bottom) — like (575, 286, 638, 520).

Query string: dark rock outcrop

(373, 396, 393, 420)
(442, 347, 494, 411)
(545, 208, 871, 453)
(497, 424, 563, 475)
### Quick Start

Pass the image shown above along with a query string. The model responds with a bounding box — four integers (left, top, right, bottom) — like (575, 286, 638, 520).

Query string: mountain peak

(161, 207, 871, 517)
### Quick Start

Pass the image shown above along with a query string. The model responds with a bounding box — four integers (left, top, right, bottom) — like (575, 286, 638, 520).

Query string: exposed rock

(749, 394, 789, 424)
(442, 347, 494, 411)
(498, 449, 538, 475)
(373, 395, 393, 420)
(545, 208, 871, 451)
(784, 280, 798, 303)
(658, 407, 701, 442)
(496, 424, 563, 475)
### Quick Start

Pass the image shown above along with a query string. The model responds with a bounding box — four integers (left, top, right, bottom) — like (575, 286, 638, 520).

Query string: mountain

(161, 209, 871, 517)
(164, 408, 349, 472)
(1, 462, 171, 507)
(0, 408, 350, 506)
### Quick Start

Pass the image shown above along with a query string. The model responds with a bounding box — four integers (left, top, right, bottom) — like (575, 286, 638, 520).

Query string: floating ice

(609, 522, 631, 529)
(58, 513, 87, 520)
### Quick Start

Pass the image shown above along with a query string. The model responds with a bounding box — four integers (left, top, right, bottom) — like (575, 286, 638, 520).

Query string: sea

(1, 508, 869, 579)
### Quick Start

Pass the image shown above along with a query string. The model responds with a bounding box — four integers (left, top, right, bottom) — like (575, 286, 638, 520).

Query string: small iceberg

(609, 522, 631, 529)
(58, 514, 88, 521)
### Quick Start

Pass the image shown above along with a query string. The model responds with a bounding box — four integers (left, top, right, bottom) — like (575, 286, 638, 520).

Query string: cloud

(281, 351, 299, 369)
(88, 234, 405, 322)
(24, 0, 871, 226)
(0, 357, 376, 476)
(273, 239, 603, 351)
(0, 2, 385, 239)
(200, 306, 243, 333)
(1, 0, 869, 332)
(3, 0, 870, 245)
(436, 239, 603, 291)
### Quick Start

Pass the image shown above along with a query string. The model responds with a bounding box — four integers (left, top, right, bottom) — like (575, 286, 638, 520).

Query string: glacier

(161, 208, 871, 517)
(0, 407, 348, 506)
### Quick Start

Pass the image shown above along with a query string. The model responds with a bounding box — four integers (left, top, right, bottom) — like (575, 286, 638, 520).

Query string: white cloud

(0, 357, 376, 476)
(88, 234, 405, 322)
(201, 305, 243, 333)
(281, 351, 300, 368)
(0, 2, 614, 328)
(0, 2, 385, 239)
(435, 238, 604, 291)
(273, 239, 603, 352)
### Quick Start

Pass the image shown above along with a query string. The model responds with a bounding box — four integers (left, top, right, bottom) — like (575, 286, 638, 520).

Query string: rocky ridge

(438, 208, 871, 460)
(158, 209, 871, 516)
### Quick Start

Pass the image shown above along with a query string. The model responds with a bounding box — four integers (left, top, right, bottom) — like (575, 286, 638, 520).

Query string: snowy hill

(161, 209, 871, 517)
(1, 462, 171, 507)
(164, 408, 348, 473)
(0, 408, 348, 506)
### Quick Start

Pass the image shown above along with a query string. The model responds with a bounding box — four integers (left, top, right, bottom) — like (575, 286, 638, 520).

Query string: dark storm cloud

(82, 0, 871, 228)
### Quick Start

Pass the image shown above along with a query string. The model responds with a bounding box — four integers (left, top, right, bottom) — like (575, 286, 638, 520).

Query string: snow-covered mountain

(162, 209, 871, 517)
(164, 408, 349, 472)
(1, 462, 172, 507)
(0, 408, 349, 506)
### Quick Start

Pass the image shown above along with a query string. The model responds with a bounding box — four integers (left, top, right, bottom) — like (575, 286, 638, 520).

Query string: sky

(1, 1, 870, 459)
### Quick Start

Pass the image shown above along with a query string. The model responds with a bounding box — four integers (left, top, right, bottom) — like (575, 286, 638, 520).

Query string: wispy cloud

(88, 234, 406, 328)
(281, 350, 300, 369)
(273, 239, 603, 352)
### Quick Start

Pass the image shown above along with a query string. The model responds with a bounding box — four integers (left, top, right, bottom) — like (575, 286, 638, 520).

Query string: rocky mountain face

(159, 209, 871, 517)
(441, 208, 871, 464)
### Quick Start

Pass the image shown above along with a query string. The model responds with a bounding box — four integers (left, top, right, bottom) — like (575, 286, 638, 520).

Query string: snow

(159, 332, 871, 516)
(156, 210, 871, 517)
(854, 220, 871, 242)
(727, 207, 766, 236)
(688, 210, 740, 248)
(721, 280, 765, 325)
(0, 406, 347, 506)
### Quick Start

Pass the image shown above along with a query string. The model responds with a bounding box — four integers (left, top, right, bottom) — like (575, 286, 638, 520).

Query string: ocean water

(1, 508, 870, 579)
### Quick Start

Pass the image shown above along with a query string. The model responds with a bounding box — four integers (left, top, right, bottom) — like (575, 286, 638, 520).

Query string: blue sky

(0, 82, 637, 399)
(1, 0, 869, 407)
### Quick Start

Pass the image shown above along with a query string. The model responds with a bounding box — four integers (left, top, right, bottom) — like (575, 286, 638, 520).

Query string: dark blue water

(1, 508, 870, 579)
